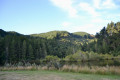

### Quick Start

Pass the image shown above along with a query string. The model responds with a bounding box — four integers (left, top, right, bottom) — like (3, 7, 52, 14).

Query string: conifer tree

(22, 40, 26, 60)
(28, 44, 34, 60)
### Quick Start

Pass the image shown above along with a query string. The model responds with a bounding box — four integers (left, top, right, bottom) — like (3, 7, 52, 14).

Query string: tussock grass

(60, 65, 120, 75)
(0, 65, 120, 75)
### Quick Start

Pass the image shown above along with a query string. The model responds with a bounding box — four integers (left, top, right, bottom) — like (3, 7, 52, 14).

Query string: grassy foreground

(0, 70, 120, 80)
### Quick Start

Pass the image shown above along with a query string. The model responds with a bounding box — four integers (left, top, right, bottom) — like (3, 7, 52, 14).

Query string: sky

(0, 0, 120, 35)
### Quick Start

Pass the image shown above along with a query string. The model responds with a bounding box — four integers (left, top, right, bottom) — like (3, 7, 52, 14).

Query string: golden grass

(0, 65, 120, 75)
(60, 65, 120, 75)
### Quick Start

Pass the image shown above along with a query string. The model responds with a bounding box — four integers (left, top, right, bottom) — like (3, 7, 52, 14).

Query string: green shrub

(44, 55, 60, 62)
(44, 55, 60, 69)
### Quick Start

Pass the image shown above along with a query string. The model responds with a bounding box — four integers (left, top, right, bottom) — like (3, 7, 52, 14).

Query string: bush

(64, 51, 115, 62)
(44, 55, 60, 62)
(64, 51, 89, 62)
(44, 55, 61, 69)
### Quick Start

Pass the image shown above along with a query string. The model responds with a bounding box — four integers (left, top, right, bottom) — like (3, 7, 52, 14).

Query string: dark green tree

(22, 40, 26, 60)
(28, 44, 34, 60)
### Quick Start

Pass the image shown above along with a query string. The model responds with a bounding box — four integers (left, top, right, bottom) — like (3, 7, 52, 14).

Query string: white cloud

(50, 0, 78, 18)
(79, 2, 100, 17)
(60, 18, 111, 34)
(102, 0, 117, 9)
(92, 0, 117, 9)
(50, 0, 119, 34)
(50, 0, 117, 18)
(62, 22, 71, 27)
(93, 0, 101, 9)
(79, 0, 118, 18)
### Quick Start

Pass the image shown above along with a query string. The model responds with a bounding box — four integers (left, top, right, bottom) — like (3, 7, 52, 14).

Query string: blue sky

(0, 0, 120, 34)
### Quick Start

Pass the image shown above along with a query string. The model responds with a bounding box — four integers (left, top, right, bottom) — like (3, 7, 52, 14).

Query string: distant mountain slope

(31, 31, 70, 39)
(31, 30, 95, 45)
(32, 31, 94, 39)
(73, 32, 94, 39)
(0, 29, 30, 38)
(0, 29, 7, 37)
(0, 29, 87, 65)
(0, 29, 95, 45)
(73, 32, 89, 36)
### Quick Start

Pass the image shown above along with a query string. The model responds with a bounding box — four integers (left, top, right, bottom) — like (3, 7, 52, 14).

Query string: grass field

(0, 70, 120, 80)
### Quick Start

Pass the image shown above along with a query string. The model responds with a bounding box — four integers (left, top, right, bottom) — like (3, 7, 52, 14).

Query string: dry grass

(60, 65, 120, 75)
(0, 65, 120, 75)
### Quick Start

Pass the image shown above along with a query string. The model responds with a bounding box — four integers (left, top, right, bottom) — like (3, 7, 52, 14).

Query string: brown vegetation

(0, 65, 120, 75)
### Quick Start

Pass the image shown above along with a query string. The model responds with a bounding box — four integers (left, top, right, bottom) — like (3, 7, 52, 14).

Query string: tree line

(0, 30, 80, 65)
(82, 22, 120, 56)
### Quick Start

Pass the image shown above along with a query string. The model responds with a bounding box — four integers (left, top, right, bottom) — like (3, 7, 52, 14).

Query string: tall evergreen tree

(10, 39, 15, 63)
(28, 44, 34, 60)
(22, 40, 26, 60)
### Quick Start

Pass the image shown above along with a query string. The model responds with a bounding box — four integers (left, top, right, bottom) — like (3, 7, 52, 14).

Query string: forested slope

(0, 29, 93, 65)
(82, 22, 120, 56)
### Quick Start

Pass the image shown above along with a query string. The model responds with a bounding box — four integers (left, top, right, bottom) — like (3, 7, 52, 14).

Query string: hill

(31, 31, 70, 39)
(0, 29, 7, 37)
(31, 30, 95, 45)
(31, 31, 94, 39)
(73, 32, 94, 39)
(0, 29, 25, 37)
(0, 29, 95, 65)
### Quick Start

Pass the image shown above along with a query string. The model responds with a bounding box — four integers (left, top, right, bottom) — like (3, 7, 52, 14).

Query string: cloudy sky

(0, 0, 120, 34)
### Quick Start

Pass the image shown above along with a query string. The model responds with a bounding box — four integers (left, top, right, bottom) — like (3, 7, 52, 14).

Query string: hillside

(73, 32, 94, 39)
(31, 31, 70, 39)
(0, 29, 25, 37)
(0, 29, 7, 37)
(0, 29, 94, 45)
(31, 31, 95, 45)
(31, 31, 94, 39)
(0, 29, 95, 65)
(0, 29, 86, 64)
